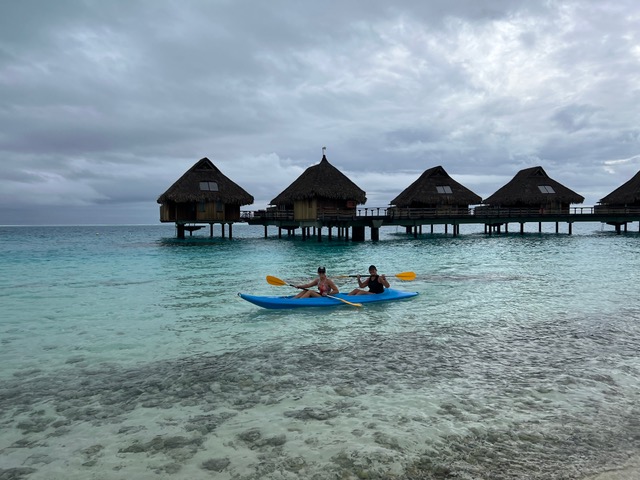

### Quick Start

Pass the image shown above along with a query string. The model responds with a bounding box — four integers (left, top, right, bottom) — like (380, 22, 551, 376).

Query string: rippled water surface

(1, 223, 640, 479)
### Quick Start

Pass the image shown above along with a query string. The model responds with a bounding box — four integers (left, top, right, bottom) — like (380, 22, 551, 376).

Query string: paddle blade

(266, 275, 288, 286)
(328, 295, 362, 307)
(395, 271, 416, 281)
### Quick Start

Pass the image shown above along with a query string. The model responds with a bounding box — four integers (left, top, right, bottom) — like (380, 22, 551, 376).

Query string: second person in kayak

(349, 265, 390, 295)
(294, 266, 340, 298)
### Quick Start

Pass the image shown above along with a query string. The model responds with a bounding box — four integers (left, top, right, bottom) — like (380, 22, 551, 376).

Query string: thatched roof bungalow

(482, 166, 584, 213)
(390, 165, 481, 214)
(158, 157, 254, 224)
(270, 154, 366, 221)
(597, 170, 640, 208)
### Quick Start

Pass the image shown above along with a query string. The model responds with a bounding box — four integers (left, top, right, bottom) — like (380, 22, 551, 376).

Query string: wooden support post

(569, 223, 573, 235)
(177, 224, 185, 239)
(210, 224, 213, 237)
(264, 226, 268, 238)
(278, 227, 282, 238)
(352, 226, 365, 241)
(221, 224, 225, 238)
(328, 227, 332, 241)
(371, 227, 379, 241)
(430, 224, 434, 234)
(229, 224, 233, 239)
(538, 222, 542, 233)
(505, 223, 509, 233)
(317, 227, 322, 242)
(520, 222, 524, 234)
(445, 224, 449, 235)
(555, 222, 559, 234)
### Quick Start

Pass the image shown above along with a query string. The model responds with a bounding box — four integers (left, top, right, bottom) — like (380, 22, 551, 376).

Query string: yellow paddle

(336, 271, 416, 281)
(266, 275, 362, 308)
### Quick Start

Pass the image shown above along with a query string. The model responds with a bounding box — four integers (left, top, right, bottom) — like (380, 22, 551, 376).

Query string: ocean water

(1, 222, 640, 479)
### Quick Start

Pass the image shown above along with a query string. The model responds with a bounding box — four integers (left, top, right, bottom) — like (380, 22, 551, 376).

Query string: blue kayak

(238, 288, 418, 309)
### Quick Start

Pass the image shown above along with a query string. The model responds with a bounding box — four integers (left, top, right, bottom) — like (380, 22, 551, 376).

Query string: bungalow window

(198, 201, 206, 212)
(199, 181, 219, 191)
(538, 185, 555, 194)
(436, 186, 453, 194)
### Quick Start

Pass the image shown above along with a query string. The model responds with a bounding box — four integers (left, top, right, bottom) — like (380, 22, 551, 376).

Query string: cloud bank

(1, 1, 639, 224)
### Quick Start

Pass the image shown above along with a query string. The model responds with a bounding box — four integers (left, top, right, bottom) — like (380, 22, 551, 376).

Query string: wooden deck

(242, 206, 640, 238)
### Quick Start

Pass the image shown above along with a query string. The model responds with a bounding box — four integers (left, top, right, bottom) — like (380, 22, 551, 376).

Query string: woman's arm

(328, 279, 339, 294)
(379, 274, 390, 288)
(296, 278, 318, 289)
(357, 275, 367, 288)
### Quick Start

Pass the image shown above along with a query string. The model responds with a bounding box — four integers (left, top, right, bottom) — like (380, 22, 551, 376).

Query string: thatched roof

(483, 166, 584, 205)
(390, 165, 482, 207)
(157, 157, 254, 205)
(270, 155, 367, 205)
(599, 170, 640, 205)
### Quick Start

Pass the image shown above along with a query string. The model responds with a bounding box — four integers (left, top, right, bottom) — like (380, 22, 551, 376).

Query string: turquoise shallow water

(1, 223, 640, 479)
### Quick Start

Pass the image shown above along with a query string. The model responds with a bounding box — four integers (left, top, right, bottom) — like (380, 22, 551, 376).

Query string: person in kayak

(293, 266, 340, 298)
(349, 265, 390, 295)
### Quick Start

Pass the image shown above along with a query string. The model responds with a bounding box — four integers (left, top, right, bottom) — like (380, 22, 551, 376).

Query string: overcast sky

(1, 1, 639, 225)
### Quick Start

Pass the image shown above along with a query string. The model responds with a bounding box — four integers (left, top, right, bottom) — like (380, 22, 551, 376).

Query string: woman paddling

(294, 266, 340, 298)
(349, 265, 390, 295)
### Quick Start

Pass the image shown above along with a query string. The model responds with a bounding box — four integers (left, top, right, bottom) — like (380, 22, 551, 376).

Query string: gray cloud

(1, 0, 639, 224)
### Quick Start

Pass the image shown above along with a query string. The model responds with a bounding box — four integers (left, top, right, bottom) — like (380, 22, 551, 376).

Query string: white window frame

(199, 181, 219, 191)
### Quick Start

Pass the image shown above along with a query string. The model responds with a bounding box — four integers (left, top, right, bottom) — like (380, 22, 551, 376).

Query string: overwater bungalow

(158, 157, 254, 238)
(269, 153, 367, 222)
(389, 165, 482, 216)
(595, 170, 640, 232)
(597, 170, 640, 211)
(481, 166, 584, 214)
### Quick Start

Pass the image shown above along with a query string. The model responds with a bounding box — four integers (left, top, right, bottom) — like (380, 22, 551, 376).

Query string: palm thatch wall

(483, 166, 584, 212)
(270, 154, 366, 220)
(598, 170, 640, 206)
(158, 157, 254, 223)
(390, 166, 481, 210)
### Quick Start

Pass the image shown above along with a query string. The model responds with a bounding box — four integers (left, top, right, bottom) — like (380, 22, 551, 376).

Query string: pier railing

(242, 206, 640, 221)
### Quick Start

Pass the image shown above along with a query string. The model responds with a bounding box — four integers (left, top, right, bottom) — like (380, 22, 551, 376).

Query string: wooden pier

(242, 206, 640, 240)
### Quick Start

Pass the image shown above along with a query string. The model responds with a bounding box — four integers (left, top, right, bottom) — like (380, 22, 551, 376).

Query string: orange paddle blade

(266, 275, 288, 286)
